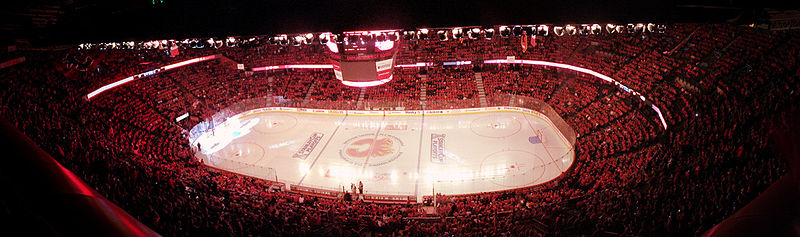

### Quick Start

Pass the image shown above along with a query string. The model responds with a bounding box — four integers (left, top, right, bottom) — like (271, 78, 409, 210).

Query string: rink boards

(192, 106, 574, 198)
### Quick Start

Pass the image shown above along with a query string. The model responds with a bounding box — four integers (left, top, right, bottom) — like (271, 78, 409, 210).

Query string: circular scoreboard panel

(327, 31, 399, 87)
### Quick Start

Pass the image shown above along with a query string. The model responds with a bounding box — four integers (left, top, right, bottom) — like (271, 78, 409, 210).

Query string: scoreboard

(327, 31, 398, 87)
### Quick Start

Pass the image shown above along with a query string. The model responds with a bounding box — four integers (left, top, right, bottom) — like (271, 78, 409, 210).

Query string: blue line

(414, 113, 425, 198)
(522, 113, 562, 171)
(297, 113, 349, 185)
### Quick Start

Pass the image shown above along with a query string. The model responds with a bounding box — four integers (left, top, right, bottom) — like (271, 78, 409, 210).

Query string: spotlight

(418, 29, 429, 40)
(483, 28, 495, 40)
(388, 32, 400, 41)
(436, 30, 448, 41)
(499, 26, 511, 37)
(452, 27, 463, 39)
(537, 25, 549, 36)
(656, 24, 667, 34)
(615, 25, 625, 34)
(318, 33, 330, 44)
(605, 24, 616, 33)
(553, 26, 565, 36)
(403, 30, 416, 40)
(225, 37, 237, 47)
(565, 25, 577, 35)
(240, 37, 258, 48)
(524, 25, 536, 36)
(174, 39, 186, 49)
(276, 35, 289, 45)
(634, 23, 645, 34)
(512, 25, 523, 36)
(292, 35, 306, 46)
(591, 24, 602, 34)
(467, 28, 480, 39)
(161, 40, 169, 49)
(303, 33, 315, 44)
(626, 24, 636, 34)
(579, 24, 590, 35)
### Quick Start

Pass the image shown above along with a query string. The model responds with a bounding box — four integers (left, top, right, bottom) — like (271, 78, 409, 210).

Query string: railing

(202, 154, 278, 182)
(187, 94, 577, 199)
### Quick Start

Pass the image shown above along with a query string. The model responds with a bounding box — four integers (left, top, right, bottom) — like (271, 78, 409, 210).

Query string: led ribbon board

(251, 64, 333, 71)
(86, 55, 217, 100)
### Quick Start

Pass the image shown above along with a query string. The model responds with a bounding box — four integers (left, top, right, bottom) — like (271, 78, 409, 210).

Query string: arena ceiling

(2, 0, 797, 45)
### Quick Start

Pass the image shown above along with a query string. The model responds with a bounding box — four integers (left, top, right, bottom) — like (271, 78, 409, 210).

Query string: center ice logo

(340, 134, 404, 166)
(345, 138, 394, 158)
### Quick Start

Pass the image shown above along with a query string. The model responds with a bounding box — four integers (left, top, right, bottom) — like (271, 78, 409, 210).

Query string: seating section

(0, 23, 798, 236)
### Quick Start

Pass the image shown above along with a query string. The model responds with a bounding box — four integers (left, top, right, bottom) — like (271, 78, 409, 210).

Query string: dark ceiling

(2, 0, 798, 45)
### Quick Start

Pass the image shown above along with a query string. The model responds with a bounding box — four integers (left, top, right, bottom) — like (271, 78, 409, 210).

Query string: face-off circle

(469, 114, 522, 138)
(208, 142, 266, 171)
(480, 150, 547, 188)
(252, 114, 298, 134)
(339, 133, 405, 167)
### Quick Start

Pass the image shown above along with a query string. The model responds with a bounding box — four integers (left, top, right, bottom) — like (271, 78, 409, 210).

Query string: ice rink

(192, 107, 574, 198)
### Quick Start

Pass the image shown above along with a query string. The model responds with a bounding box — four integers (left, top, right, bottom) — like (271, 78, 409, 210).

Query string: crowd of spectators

(0, 23, 798, 236)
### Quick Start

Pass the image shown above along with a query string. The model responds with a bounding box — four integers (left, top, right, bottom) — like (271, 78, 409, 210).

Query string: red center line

(361, 113, 387, 174)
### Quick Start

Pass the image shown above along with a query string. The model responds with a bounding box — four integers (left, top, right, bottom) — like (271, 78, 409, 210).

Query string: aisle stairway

(474, 72, 489, 107)
(302, 79, 319, 105)
(266, 76, 274, 106)
(669, 25, 702, 54)
(355, 88, 366, 109)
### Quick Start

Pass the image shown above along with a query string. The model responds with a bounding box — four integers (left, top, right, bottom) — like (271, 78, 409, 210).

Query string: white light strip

(86, 55, 218, 100)
(340, 75, 393, 87)
(484, 59, 667, 129)
(343, 30, 398, 35)
(443, 61, 472, 66)
(251, 64, 333, 71)
(287, 64, 334, 69)
(175, 112, 190, 122)
(86, 76, 135, 100)
(395, 62, 432, 68)
(650, 105, 668, 130)
(162, 55, 216, 70)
